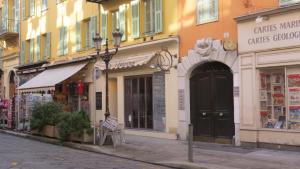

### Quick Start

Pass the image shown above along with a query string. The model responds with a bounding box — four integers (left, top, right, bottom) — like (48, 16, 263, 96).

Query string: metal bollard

(188, 124, 193, 162)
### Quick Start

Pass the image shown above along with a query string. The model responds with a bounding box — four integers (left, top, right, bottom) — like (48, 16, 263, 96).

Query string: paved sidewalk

(1, 129, 300, 169)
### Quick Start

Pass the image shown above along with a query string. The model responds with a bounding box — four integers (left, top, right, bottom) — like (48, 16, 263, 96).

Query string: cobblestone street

(0, 133, 171, 169)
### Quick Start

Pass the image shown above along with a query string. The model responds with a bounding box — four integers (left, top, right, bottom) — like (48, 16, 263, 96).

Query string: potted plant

(30, 102, 63, 137)
(57, 110, 92, 143)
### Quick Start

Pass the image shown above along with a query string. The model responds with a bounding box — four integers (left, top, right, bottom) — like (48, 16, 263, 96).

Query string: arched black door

(190, 61, 234, 143)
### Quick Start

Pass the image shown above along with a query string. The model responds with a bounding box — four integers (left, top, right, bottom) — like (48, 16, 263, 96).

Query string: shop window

(196, 0, 218, 24)
(260, 67, 300, 130)
(124, 76, 153, 129)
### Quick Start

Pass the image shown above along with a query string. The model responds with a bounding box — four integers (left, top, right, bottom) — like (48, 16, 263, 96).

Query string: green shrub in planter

(57, 110, 92, 142)
(30, 101, 63, 132)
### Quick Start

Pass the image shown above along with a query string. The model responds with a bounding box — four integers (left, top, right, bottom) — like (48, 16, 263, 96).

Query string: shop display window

(259, 67, 300, 130)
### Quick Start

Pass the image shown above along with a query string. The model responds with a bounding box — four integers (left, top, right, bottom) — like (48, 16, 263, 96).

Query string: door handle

(202, 112, 206, 116)
(219, 113, 223, 116)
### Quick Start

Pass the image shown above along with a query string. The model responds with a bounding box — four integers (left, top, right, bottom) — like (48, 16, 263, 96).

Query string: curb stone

(0, 129, 207, 169)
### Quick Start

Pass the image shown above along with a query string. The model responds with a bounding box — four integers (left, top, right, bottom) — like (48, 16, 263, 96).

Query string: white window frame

(196, 0, 219, 25)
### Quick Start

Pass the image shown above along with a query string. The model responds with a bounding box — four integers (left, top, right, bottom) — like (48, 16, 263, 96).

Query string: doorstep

(124, 129, 177, 140)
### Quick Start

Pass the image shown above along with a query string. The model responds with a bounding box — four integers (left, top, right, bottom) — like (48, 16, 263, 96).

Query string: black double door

(190, 62, 234, 143)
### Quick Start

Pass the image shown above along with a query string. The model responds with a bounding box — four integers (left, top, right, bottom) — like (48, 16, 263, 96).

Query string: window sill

(41, 8, 49, 13)
(196, 19, 219, 26)
(258, 128, 300, 133)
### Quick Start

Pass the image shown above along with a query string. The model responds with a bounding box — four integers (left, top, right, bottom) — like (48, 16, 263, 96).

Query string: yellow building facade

(0, 0, 20, 128)
(17, 0, 179, 138)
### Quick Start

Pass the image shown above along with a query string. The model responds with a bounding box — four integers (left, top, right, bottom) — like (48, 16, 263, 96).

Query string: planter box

(54, 126, 60, 139)
(70, 130, 93, 143)
(42, 125, 56, 138)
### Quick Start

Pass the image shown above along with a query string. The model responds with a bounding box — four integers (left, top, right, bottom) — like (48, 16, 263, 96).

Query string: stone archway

(177, 38, 240, 145)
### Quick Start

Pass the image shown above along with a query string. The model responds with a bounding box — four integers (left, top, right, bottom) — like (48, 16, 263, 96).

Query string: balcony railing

(0, 19, 19, 39)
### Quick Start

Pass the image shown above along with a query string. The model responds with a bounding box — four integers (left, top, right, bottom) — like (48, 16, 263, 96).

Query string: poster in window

(273, 94, 284, 106)
(260, 101, 267, 110)
(260, 73, 267, 89)
(288, 74, 300, 87)
(289, 106, 300, 122)
(272, 73, 283, 84)
(289, 88, 300, 105)
(274, 106, 282, 119)
(260, 90, 267, 100)
(273, 85, 282, 94)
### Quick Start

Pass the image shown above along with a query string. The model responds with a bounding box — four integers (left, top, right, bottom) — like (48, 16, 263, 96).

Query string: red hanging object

(63, 83, 69, 94)
(77, 80, 84, 95)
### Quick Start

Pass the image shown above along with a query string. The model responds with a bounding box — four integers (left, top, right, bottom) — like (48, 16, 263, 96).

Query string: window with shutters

(29, 0, 35, 16)
(81, 16, 96, 49)
(59, 27, 68, 56)
(36, 35, 41, 61)
(20, 41, 26, 65)
(41, 32, 51, 60)
(22, 0, 28, 19)
(131, 0, 140, 38)
(101, 11, 108, 45)
(14, 0, 20, 32)
(111, 5, 126, 41)
(196, 0, 218, 24)
(144, 0, 162, 35)
(26, 39, 34, 63)
(42, 0, 48, 11)
(76, 22, 81, 51)
(2, 0, 8, 31)
(112, 10, 119, 33)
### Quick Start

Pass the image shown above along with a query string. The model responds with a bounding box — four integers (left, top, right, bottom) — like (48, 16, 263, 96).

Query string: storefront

(94, 37, 179, 139)
(236, 4, 300, 147)
(17, 58, 94, 130)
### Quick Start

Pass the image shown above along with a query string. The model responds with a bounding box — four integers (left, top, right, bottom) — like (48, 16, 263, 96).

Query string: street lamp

(93, 29, 123, 120)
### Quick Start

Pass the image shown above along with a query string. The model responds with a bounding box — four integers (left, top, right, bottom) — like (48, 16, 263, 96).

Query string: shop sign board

(238, 11, 300, 53)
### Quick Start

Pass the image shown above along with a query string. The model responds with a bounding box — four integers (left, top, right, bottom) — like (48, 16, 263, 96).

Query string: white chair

(99, 117, 125, 148)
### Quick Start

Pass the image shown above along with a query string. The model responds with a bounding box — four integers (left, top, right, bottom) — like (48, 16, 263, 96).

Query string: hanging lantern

(77, 80, 84, 95)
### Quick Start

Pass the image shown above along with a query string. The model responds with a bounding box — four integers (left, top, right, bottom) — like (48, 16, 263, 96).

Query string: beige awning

(97, 54, 155, 70)
(18, 62, 87, 92)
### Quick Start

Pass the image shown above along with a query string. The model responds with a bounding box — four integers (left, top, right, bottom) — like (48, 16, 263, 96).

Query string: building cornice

(235, 3, 300, 23)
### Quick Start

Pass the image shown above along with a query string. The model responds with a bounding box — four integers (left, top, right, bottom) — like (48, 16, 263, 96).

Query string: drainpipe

(16, 0, 21, 131)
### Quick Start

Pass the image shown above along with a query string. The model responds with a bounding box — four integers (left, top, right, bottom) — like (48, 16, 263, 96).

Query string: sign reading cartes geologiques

(238, 11, 300, 53)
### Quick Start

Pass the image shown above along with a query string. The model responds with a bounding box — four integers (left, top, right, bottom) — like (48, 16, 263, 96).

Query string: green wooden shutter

(63, 27, 68, 55)
(119, 4, 126, 40)
(14, 0, 20, 32)
(89, 16, 96, 48)
(21, 41, 25, 65)
(30, 39, 34, 63)
(144, 0, 154, 35)
(2, 0, 8, 31)
(45, 32, 51, 59)
(36, 35, 40, 61)
(131, 0, 139, 38)
(101, 12, 107, 44)
(22, 0, 26, 20)
(30, 0, 35, 16)
(58, 27, 63, 56)
(154, 0, 162, 33)
(76, 22, 81, 51)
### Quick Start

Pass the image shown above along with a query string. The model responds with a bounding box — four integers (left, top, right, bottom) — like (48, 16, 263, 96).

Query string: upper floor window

(101, 10, 108, 44)
(59, 26, 68, 56)
(75, 16, 97, 51)
(131, 0, 140, 38)
(144, 0, 162, 35)
(112, 4, 126, 41)
(196, 0, 218, 24)
(42, 0, 48, 11)
(22, 0, 35, 19)
(279, 0, 300, 6)
(56, 0, 66, 4)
